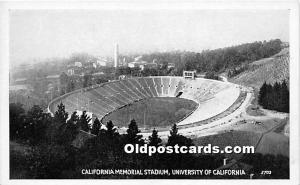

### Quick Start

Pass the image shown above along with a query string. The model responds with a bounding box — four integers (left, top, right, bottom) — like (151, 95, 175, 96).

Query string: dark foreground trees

(241, 153, 289, 179)
(10, 103, 289, 179)
(258, 80, 289, 113)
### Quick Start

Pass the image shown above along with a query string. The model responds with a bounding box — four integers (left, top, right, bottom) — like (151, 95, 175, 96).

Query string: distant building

(119, 57, 128, 67)
(152, 59, 158, 64)
(46, 74, 60, 85)
(14, 78, 27, 85)
(68, 68, 75, 75)
(92, 72, 105, 76)
(140, 63, 157, 70)
(96, 59, 107, 67)
(10, 84, 32, 91)
(167, 63, 175, 69)
(67, 66, 81, 75)
(118, 75, 128, 80)
(128, 61, 148, 68)
(134, 56, 143, 62)
(75, 62, 82, 67)
(128, 61, 157, 70)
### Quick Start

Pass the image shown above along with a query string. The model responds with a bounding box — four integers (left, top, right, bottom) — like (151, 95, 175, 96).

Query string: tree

(79, 111, 91, 132)
(125, 119, 143, 144)
(280, 80, 289, 112)
(91, 117, 101, 135)
(148, 128, 162, 146)
(258, 82, 267, 106)
(66, 80, 75, 93)
(167, 124, 193, 147)
(25, 105, 51, 144)
(83, 74, 92, 88)
(204, 71, 220, 80)
(60, 111, 79, 145)
(258, 81, 289, 113)
(27, 144, 74, 178)
(59, 72, 69, 95)
(170, 124, 178, 138)
(54, 102, 68, 124)
(164, 124, 194, 169)
(9, 103, 26, 139)
(27, 105, 44, 120)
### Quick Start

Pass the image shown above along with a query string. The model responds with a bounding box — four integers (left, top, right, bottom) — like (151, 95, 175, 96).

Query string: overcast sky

(10, 9, 289, 66)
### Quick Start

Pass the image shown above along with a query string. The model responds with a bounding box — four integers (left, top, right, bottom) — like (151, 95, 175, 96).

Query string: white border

(0, 1, 299, 185)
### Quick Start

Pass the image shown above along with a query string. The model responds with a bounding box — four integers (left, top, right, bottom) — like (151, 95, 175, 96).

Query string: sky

(10, 9, 289, 66)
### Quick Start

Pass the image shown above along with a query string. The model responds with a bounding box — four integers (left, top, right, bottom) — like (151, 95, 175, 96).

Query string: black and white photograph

(1, 0, 299, 183)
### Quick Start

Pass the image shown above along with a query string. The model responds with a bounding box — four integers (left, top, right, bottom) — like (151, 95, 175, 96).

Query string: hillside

(255, 132, 289, 157)
(229, 48, 289, 90)
(193, 131, 262, 159)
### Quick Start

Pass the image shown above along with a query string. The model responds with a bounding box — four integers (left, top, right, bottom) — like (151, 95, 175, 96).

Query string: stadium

(48, 74, 251, 138)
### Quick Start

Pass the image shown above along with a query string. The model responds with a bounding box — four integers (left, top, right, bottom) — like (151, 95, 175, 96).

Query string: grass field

(101, 97, 198, 130)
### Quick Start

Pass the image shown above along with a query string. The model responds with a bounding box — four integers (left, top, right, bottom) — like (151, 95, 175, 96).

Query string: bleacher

(49, 76, 240, 127)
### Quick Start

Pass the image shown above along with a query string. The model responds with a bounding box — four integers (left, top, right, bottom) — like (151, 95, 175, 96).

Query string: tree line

(258, 80, 289, 113)
(140, 39, 283, 74)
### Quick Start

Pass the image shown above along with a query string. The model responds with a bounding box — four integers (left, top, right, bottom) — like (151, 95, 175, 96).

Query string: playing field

(101, 97, 198, 130)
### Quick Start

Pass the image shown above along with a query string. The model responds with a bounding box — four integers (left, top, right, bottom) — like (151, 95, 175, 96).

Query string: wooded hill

(229, 48, 289, 90)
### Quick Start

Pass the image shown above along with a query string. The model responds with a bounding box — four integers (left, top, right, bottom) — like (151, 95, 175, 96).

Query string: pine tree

(68, 111, 79, 124)
(273, 82, 281, 110)
(258, 81, 289, 113)
(148, 128, 162, 146)
(167, 124, 180, 146)
(54, 102, 68, 124)
(166, 124, 193, 169)
(167, 124, 193, 147)
(126, 119, 143, 144)
(79, 111, 91, 132)
(170, 124, 178, 137)
(91, 117, 101, 135)
(61, 111, 79, 144)
(105, 120, 118, 138)
(258, 82, 267, 106)
(281, 80, 289, 112)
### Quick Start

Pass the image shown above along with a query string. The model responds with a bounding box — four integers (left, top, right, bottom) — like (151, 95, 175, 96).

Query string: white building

(134, 56, 143, 62)
(128, 61, 158, 70)
(96, 59, 107, 67)
(75, 62, 82, 67)
(168, 63, 175, 69)
(128, 61, 148, 68)
(68, 68, 75, 75)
